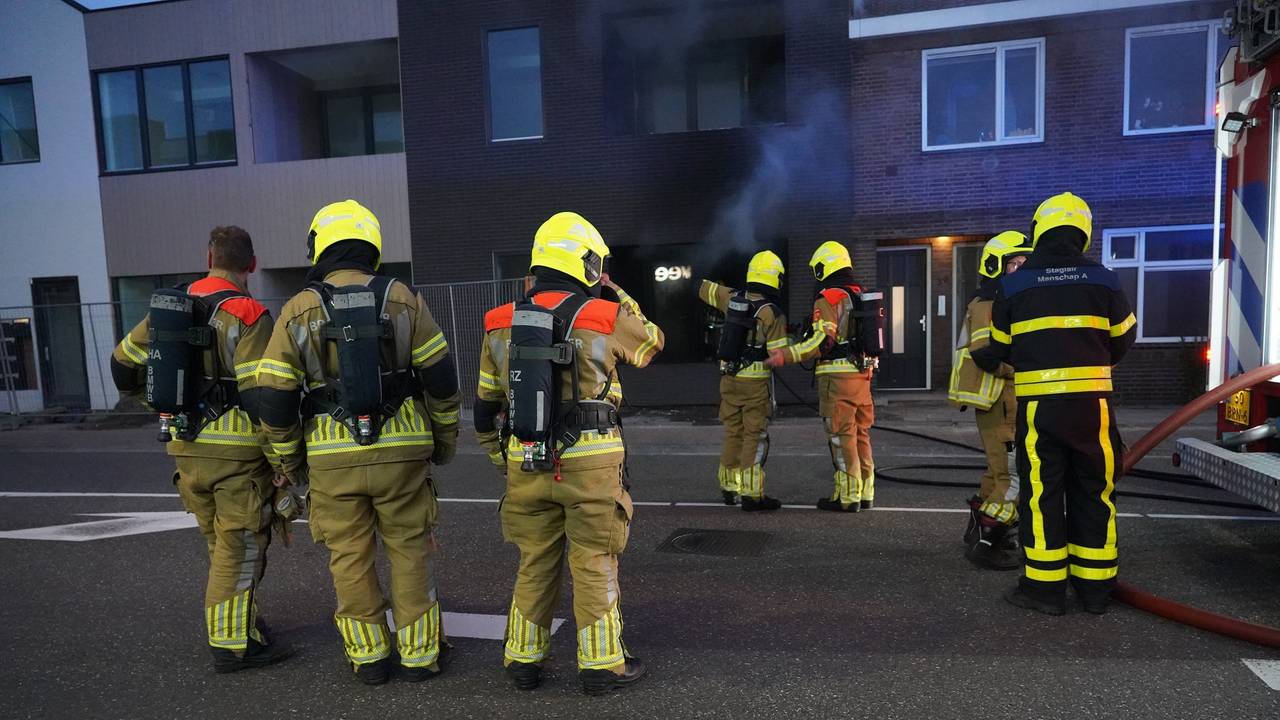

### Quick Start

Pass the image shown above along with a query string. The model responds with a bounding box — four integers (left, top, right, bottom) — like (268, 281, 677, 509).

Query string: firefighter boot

(722, 491, 738, 506)
(580, 658, 648, 696)
(741, 495, 781, 512)
(211, 637, 295, 674)
(401, 643, 449, 682)
(817, 497, 858, 513)
(963, 496, 982, 546)
(966, 522, 1022, 571)
(505, 661, 543, 690)
(1004, 586, 1066, 617)
(355, 658, 393, 686)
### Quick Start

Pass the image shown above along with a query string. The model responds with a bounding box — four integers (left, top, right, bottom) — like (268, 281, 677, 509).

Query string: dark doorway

(876, 247, 930, 389)
(31, 277, 90, 409)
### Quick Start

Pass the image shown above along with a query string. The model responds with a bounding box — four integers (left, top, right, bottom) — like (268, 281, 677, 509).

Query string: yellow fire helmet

(1032, 192, 1093, 251)
(979, 230, 1032, 279)
(307, 199, 383, 268)
(530, 211, 611, 287)
(809, 240, 852, 281)
(746, 250, 785, 289)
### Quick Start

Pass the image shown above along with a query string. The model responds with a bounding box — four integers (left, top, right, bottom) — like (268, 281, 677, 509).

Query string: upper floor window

(922, 38, 1044, 151)
(0, 78, 39, 164)
(94, 57, 235, 173)
(487, 27, 544, 142)
(323, 86, 403, 157)
(1125, 21, 1219, 135)
(1103, 225, 1213, 342)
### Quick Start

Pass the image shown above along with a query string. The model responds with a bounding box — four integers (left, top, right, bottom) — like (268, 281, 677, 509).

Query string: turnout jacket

(698, 279, 790, 380)
(474, 286, 664, 470)
(112, 270, 277, 464)
(784, 285, 874, 382)
(971, 244, 1137, 399)
(255, 269, 461, 475)
(949, 279, 1015, 409)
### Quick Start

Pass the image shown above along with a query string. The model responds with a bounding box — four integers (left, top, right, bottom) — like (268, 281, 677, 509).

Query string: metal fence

(0, 278, 527, 418)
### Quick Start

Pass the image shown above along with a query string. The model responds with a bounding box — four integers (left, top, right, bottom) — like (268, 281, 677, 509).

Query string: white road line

(384, 610, 563, 641)
(1243, 659, 1280, 691)
(1, 492, 1271, 521)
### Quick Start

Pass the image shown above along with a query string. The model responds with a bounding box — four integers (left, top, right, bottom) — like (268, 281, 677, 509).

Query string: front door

(876, 247, 930, 389)
(30, 277, 90, 409)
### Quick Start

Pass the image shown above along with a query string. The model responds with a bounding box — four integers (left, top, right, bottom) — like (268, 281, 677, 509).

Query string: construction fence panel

(416, 279, 526, 408)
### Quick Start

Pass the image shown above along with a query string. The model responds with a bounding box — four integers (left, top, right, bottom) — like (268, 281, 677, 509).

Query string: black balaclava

(746, 282, 782, 305)
(306, 239, 380, 284)
(817, 267, 858, 296)
(1033, 226, 1089, 259)
(529, 267, 601, 299)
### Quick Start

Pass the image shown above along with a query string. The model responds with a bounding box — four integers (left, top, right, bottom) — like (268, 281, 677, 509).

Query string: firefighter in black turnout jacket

(972, 193, 1136, 616)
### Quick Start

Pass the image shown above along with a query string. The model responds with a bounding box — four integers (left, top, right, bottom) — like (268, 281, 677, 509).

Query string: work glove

(432, 433, 457, 466)
(271, 471, 307, 547)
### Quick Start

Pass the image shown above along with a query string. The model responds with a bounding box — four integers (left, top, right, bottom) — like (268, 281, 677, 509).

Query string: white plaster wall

(0, 0, 115, 412)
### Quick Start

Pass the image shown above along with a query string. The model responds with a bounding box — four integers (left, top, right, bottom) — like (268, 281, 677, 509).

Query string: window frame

(91, 55, 237, 176)
(483, 25, 546, 144)
(1102, 225, 1215, 343)
(0, 76, 40, 165)
(319, 84, 404, 158)
(920, 37, 1046, 152)
(1122, 20, 1220, 137)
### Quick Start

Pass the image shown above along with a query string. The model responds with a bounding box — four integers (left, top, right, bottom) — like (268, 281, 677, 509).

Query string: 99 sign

(654, 265, 693, 282)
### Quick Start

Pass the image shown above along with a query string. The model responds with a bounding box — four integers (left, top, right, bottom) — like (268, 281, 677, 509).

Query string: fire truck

(1172, 2, 1280, 513)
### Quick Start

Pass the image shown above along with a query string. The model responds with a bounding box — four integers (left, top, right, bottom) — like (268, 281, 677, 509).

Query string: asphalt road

(1, 414, 1278, 720)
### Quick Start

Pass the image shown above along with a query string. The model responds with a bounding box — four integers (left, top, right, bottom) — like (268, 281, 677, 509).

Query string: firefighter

(949, 231, 1033, 570)
(255, 200, 461, 684)
(475, 211, 662, 695)
(110, 226, 294, 672)
(767, 241, 876, 512)
(698, 250, 789, 511)
(972, 192, 1136, 616)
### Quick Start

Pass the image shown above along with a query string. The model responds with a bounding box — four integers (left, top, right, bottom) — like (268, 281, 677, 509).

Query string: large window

(0, 78, 39, 164)
(1125, 22, 1218, 135)
(1103, 226, 1213, 342)
(922, 39, 1044, 151)
(487, 27, 544, 142)
(95, 57, 235, 173)
(322, 86, 403, 157)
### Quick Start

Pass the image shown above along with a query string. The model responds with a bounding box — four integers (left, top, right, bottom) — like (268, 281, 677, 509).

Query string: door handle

(918, 315, 927, 331)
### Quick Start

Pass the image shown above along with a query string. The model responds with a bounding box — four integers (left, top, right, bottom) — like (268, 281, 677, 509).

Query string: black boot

(859, 499, 874, 510)
(1078, 592, 1113, 616)
(741, 495, 781, 512)
(966, 523, 1022, 571)
(963, 503, 982, 547)
(211, 637, 295, 674)
(581, 658, 647, 696)
(401, 643, 450, 682)
(721, 490, 738, 506)
(817, 497, 858, 513)
(505, 661, 543, 690)
(355, 657, 393, 685)
(1004, 586, 1065, 616)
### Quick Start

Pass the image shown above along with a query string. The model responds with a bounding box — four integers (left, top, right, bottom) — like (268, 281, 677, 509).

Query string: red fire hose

(1117, 362, 1280, 648)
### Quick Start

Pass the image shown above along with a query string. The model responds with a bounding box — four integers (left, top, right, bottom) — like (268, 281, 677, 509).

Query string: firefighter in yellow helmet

(475, 211, 663, 695)
(110, 226, 293, 672)
(255, 200, 461, 684)
(949, 231, 1032, 570)
(972, 193, 1136, 615)
(768, 241, 880, 512)
(698, 250, 789, 511)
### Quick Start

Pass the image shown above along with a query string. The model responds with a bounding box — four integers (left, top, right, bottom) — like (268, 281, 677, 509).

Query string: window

(0, 78, 39, 164)
(604, 3, 786, 136)
(487, 27, 544, 141)
(113, 273, 204, 337)
(1103, 226, 1214, 342)
(952, 243, 984, 344)
(95, 57, 235, 173)
(1125, 22, 1218, 135)
(321, 86, 403, 157)
(922, 39, 1044, 150)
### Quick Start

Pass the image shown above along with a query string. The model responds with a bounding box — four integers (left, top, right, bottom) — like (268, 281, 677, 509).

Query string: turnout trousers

(818, 374, 875, 506)
(174, 455, 274, 654)
(1015, 398, 1122, 603)
(975, 384, 1019, 523)
(501, 461, 634, 672)
(308, 460, 443, 670)
(717, 376, 773, 499)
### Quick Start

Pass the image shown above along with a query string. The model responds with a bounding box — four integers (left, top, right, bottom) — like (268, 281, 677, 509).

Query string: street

(1, 410, 1278, 719)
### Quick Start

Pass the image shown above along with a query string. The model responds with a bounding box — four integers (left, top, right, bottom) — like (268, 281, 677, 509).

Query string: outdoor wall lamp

(1222, 111, 1258, 134)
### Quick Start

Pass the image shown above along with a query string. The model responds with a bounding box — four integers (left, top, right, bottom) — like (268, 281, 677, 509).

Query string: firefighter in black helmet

(971, 192, 1136, 616)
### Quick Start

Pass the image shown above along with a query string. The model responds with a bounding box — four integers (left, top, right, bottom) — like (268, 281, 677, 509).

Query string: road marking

(1243, 659, 1280, 691)
(0, 511, 195, 541)
(1145, 513, 1280, 522)
(382, 610, 565, 641)
(0, 492, 179, 498)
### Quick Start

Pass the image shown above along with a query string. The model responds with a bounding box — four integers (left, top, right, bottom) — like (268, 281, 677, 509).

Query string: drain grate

(655, 528, 772, 557)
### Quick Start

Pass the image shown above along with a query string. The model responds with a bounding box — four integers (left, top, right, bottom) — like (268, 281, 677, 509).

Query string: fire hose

(774, 367, 1280, 647)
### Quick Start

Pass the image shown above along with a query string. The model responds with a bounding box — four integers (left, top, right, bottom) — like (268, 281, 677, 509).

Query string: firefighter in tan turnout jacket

(110, 226, 294, 673)
(474, 212, 662, 696)
(950, 231, 1033, 570)
(698, 250, 789, 511)
(255, 200, 461, 685)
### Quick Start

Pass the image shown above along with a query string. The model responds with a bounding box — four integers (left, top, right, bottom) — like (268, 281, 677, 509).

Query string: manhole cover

(656, 528, 772, 557)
